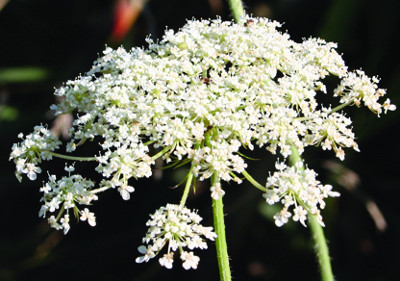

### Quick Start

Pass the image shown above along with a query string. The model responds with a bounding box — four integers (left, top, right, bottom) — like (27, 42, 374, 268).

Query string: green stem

(179, 169, 193, 207)
(91, 186, 112, 194)
(151, 145, 172, 160)
(227, 0, 245, 23)
(55, 205, 66, 221)
(211, 173, 232, 281)
(329, 100, 353, 114)
(143, 139, 156, 146)
(49, 152, 97, 162)
(242, 170, 267, 192)
(289, 146, 334, 281)
(288, 145, 303, 167)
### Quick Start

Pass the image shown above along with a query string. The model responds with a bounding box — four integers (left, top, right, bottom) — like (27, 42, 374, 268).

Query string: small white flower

(335, 147, 345, 161)
(80, 208, 96, 226)
(48, 215, 62, 231)
(210, 182, 225, 200)
(273, 207, 292, 227)
(383, 99, 396, 113)
(118, 184, 135, 200)
(40, 182, 52, 194)
(321, 184, 340, 198)
(159, 252, 174, 269)
(293, 206, 308, 227)
(48, 198, 60, 212)
(181, 251, 200, 270)
(135, 245, 156, 263)
(60, 214, 70, 234)
(25, 163, 42, 181)
(38, 205, 48, 218)
(200, 226, 217, 241)
(275, 162, 287, 171)
(64, 165, 75, 173)
(15, 158, 26, 173)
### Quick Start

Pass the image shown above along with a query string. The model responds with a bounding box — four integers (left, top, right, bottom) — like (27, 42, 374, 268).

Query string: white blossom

(80, 208, 97, 226)
(60, 214, 71, 234)
(159, 252, 174, 269)
(118, 184, 135, 200)
(10, 125, 61, 181)
(38, 174, 97, 232)
(136, 204, 216, 269)
(264, 161, 340, 227)
(210, 182, 225, 200)
(135, 245, 156, 264)
(181, 251, 200, 270)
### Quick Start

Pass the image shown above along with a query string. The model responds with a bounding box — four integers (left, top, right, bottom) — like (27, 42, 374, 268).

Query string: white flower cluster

(47, 17, 393, 190)
(306, 110, 359, 160)
(10, 16, 395, 236)
(39, 166, 97, 234)
(264, 162, 340, 227)
(135, 204, 216, 270)
(95, 143, 154, 200)
(10, 125, 61, 181)
(334, 69, 395, 115)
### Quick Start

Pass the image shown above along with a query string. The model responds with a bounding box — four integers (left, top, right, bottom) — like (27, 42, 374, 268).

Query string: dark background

(1, 0, 399, 280)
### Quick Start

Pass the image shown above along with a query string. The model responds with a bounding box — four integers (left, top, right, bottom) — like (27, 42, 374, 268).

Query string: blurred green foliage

(0, 105, 18, 121)
(0, 67, 49, 84)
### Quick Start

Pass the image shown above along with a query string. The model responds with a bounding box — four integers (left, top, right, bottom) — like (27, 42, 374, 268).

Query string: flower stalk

(242, 170, 267, 192)
(180, 168, 194, 207)
(215, 2, 242, 279)
(211, 173, 232, 281)
(227, 0, 245, 22)
(50, 152, 97, 162)
(289, 146, 334, 281)
(308, 213, 334, 281)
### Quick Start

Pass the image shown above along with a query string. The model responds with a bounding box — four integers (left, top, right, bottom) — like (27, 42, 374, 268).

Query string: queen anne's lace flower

(10, 14, 395, 251)
(135, 204, 216, 269)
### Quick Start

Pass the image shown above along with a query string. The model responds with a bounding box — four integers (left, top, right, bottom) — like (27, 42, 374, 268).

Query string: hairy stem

(289, 146, 334, 281)
(227, 0, 245, 23)
(308, 213, 334, 281)
(212, 173, 232, 281)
